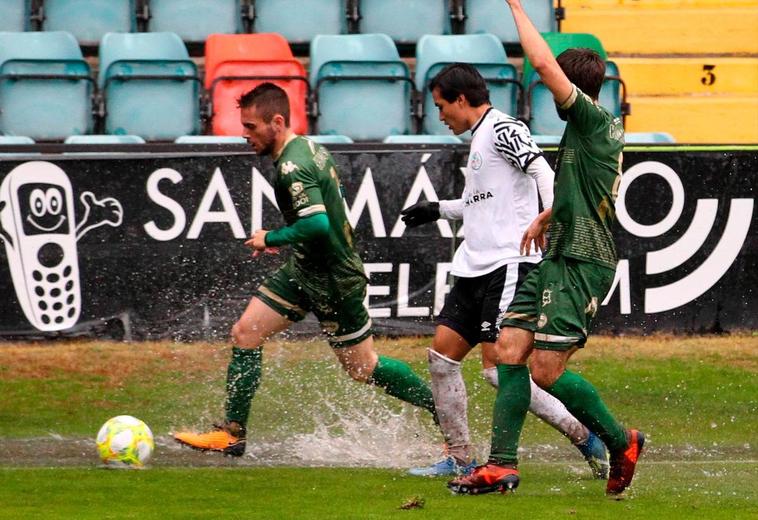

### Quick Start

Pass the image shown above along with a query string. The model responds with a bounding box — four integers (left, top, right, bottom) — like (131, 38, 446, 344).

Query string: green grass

(1, 336, 756, 518)
(1, 464, 755, 520)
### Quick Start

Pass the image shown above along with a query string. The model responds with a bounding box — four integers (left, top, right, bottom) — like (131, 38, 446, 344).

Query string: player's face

(432, 87, 468, 135)
(240, 105, 278, 156)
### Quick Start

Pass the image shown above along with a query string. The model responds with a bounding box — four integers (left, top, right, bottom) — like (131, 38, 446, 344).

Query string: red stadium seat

(205, 33, 309, 136)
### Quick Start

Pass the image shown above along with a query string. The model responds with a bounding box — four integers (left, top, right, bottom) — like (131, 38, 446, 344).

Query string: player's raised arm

(504, 0, 573, 104)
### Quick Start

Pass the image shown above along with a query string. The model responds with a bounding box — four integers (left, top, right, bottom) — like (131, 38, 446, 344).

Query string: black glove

(400, 201, 440, 228)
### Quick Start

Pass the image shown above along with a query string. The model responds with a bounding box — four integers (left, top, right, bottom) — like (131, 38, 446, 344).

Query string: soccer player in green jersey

(174, 83, 436, 456)
(448, 0, 644, 496)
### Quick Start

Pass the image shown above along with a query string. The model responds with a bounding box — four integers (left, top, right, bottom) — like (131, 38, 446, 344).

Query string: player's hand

(251, 247, 280, 258)
(245, 229, 279, 257)
(400, 201, 440, 228)
(520, 210, 551, 255)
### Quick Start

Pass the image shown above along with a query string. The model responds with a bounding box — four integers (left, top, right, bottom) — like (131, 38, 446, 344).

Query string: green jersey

(272, 135, 367, 297)
(545, 85, 624, 269)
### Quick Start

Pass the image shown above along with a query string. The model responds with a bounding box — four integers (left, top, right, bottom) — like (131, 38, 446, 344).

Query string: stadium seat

(306, 135, 354, 144)
(383, 135, 463, 144)
(532, 134, 562, 146)
(252, 0, 347, 45)
(147, 0, 243, 42)
(64, 134, 146, 143)
(310, 33, 413, 140)
(0, 31, 94, 140)
(204, 33, 308, 136)
(624, 132, 676, 144)
(0, 0, 31, 31)
(526, 59, 627, 136)
(522, 32, 607, 94)
(43, 0, 137, 46)
(357, 0, 452, 44)
(175, 135, 247, 143)
(415, 33, 520, 137)
(0, 135, 34, 144)
(464, 0, 556, 44)
(98, 32, 201, 140)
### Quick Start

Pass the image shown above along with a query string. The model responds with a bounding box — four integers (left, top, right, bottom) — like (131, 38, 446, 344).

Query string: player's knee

(342, 362, 372, 383)
(231, 320, 259, 348)
(529, 363, 560, 389)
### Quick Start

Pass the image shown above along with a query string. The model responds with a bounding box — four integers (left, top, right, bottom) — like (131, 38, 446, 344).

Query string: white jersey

(442, 107, 547, 277)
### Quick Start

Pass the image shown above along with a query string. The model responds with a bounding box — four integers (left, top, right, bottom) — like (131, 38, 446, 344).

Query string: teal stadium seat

(624, 132, 676, 144)
(0, 31, 94, 140)
(526, 60, 626, 136)
(0, 0, 31, 31)
(383, 135, 463, 144)
(0, 136, 35, 144)
(464, 0, 555, 44)
(65, 134, 146, 143)
(306, 135, 354, 144)
(522, 32, 607, 96)
(43, 0, 136, 46)
(98, 32, 201, 140)
(523, 33, 628, 136)
(147, 0, 243, 42)
(310, 33, 413, 140)
(415, 33, 520, 137)
(253, 0, 347, 45)
(175, 135, 247, 143)
(358, 0, 452, 44)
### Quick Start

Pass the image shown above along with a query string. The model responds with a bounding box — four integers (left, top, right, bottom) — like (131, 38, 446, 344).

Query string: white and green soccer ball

(96, 415, 154, 468)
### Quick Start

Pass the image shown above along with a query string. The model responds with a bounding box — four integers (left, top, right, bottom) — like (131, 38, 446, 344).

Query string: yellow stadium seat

(615, 58, 758, 96)
(562, 6, 758, 54)
(625, 96, 758, 143)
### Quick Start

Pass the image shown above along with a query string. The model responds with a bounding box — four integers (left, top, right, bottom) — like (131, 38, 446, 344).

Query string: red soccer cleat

(606, 429, 645, 496)
(447, 463, 520, 495)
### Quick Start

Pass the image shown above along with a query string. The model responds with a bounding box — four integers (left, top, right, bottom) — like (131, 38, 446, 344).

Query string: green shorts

(500, 256, 615, 351)
(256, 262, 372, 349)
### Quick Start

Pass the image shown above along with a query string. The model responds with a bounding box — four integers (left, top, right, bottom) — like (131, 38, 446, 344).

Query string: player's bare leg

(173, 297, 291, 456)
(531, 348, 644, 495)
(482, 346, 609, 479)
(334, 335, 437, 416)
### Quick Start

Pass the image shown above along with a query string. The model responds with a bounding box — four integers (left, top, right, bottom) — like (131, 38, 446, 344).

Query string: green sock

(488, 364, 531, 466)
(547, 369, 627, 453)
(224, 346, 263, 428)
(368, 355, 436, 416)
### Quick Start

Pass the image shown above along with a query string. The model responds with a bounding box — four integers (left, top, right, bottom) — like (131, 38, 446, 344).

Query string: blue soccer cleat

(576, 431, 610, 479)
(407, 456, 478, 477)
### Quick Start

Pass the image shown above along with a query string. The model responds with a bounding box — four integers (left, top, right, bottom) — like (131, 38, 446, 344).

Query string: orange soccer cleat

(447, 463, 520, 495)
(606, 429, 645, 496)
(173, 422, 246, 457)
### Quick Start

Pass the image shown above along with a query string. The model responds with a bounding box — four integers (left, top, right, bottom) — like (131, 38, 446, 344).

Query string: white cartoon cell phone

(0, 161, 81, 331)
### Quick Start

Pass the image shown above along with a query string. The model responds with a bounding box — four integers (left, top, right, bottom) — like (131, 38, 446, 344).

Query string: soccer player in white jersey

(402, 63, 608, 478)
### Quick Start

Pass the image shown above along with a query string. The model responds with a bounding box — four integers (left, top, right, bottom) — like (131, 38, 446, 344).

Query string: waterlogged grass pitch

(0, 335, 756, 519)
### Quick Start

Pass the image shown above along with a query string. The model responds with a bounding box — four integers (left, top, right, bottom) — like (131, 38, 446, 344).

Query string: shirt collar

(273, 132, 297, 162)
(470, 106, 493, 136)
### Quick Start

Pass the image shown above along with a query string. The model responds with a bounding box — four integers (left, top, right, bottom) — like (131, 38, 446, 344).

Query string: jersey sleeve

(559, 84, 607, 136)
(279, 159, 326, 218)
(492, 118, 543, 171)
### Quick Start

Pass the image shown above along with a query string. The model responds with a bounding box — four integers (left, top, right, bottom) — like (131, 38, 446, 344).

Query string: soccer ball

(96, 415, 154, 468)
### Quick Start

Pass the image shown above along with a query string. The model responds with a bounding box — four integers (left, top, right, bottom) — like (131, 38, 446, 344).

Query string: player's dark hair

(429, 62, 490, 107)
(237, 82, 291, 126)
(556, 48, 605, 100)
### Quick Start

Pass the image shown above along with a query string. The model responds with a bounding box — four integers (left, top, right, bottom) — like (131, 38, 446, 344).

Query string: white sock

(481, 366, 589, 445)
(428, 349, 470, 463)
